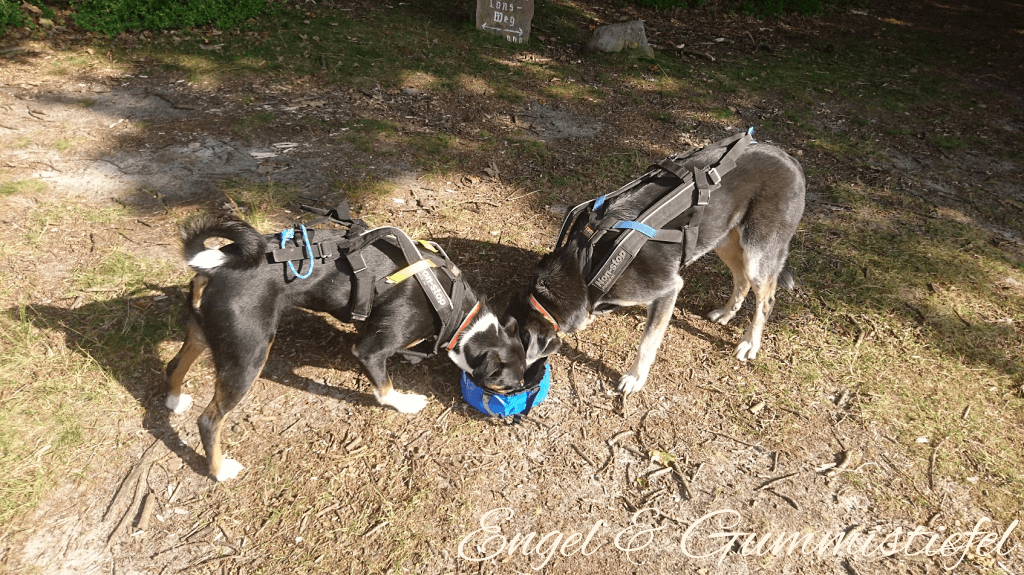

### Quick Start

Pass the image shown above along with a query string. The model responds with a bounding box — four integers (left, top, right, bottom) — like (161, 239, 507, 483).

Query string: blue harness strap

(612, 220, 657, 238)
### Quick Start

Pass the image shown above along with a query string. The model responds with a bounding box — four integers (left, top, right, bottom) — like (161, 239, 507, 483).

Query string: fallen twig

(756, 471, 800, 492)
(572, 444, 596, 468)
(765, 489, 800, 510)
(929, 437, 947, 491)
(362, 520, 388, 538)
(137, 491, 156, 531)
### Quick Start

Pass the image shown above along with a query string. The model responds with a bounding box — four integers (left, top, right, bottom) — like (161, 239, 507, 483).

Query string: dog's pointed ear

(522, 327, 561, 365)
(501, 314, 518, 338)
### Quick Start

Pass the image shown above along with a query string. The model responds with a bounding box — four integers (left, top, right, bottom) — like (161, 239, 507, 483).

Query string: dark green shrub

(741, 0, 821, 16)
(627, 0, 859, 15)
(72, 0, 272, 36)
(1, 0, 30, 36)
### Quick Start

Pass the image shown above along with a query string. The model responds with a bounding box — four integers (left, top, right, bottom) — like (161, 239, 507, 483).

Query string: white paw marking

(214, 458, 244, 482)
(166, 393, 193, 414)
(377, 390, 428, 414)
(734, 340, 760, 361)
(617, 373, 646, 395)
(707, 308, 736, 325)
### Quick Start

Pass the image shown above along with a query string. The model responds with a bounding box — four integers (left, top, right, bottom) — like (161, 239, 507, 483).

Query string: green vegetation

(72, 0, 276, 36)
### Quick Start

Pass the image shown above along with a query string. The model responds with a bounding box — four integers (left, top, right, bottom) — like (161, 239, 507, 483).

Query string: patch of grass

(649, 111, 674, 124)
(409, 133, 458, 172)
(786, 182, 1024, 523)
(341, 118, 399, 153)
(927, 134, 967, 151)
(6, 136, 32, 150)
(232, 111, 276, 135)
(0, 200, 181, 526)
(336, 176, 395, 205)
(220, 180, 304, 232)
(54, 138, 80, 152)
(0, 179, 47, 196)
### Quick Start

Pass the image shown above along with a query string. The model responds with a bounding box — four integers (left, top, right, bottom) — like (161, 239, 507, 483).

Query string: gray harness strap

(345, 226, 469, 355)
(273, 204, 471, 357)
(558, 130, 753, 295)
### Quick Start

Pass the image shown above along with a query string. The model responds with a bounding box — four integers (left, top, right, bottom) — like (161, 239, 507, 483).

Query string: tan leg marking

(708, 228, 751, 326)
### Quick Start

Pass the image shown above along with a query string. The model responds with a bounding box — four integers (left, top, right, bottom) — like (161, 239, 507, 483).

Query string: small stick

(756, 471, 800, 491)
(316, 502, 341, 518)
(608, 430, 632, 446)
(691, 462, 704, 483)
(456, 199, 499, 208)
(362, 521, 388, 538)
(571, 444, 596, 468)
(711, 431, 759, 450)
(670, 461, 693, 500)
(951, 308, 971, 327)
(929, 437, 947, 491)
(137, 491, 156, 531)
(766, 489, 800, 510)
(648, 467, 672, 480)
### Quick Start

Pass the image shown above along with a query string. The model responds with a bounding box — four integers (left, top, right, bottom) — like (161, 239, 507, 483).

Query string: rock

(586, 21, 654, 57)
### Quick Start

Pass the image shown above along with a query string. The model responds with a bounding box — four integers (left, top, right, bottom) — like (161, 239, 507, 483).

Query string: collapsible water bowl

(460, 360, 550, 417)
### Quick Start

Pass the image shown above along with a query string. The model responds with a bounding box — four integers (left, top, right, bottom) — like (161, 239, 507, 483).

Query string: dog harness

(268, 203, 477, 358)
(556, 129, 755, 294)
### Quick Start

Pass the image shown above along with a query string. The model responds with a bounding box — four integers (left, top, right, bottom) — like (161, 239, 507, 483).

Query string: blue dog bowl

(460, 361, 550, 417)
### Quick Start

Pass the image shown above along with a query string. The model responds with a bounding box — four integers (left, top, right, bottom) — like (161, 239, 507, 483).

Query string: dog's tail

(779, 266, 798, 291)
(181, 214, 266, 272)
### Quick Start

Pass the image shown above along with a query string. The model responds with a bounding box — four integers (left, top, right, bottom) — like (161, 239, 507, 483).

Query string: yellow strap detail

(418, 240, 439, 253)
(386, 259, 437, 284)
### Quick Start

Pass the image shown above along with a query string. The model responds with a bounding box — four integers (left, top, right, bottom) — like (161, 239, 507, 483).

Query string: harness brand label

(419, 270, 451, 309)
(593, 249, 629, 290)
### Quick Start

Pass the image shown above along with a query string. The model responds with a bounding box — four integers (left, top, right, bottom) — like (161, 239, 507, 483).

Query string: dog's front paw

(734, 340, 760, 361)
(378, 391, 429, 414)
(214, 458, 244, 482)
(617, 373, 646, 395)
(166, 393, 193, 414)
(707, 308, 736, 325)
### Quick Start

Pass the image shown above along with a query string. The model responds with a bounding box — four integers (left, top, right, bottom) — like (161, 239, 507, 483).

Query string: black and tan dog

(165, 214, 525, 481)
(506, 134, 805, 394)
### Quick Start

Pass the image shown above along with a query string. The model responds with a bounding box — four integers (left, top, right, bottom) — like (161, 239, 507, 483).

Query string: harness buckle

(583, 225, 596, 239)
(348, 253, 367, 274)
(707, 167, 722, 185)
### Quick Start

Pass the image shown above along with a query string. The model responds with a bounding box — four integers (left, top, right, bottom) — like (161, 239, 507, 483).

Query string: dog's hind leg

(708, 228, 751, 326)
(734, 266, 779, 362)
(618, 275, 684, 394)
(197, 338, 273, 481)
(352, 342, 428, 414)
(165, 276, 210, 414)
(165, 320, 206, 414)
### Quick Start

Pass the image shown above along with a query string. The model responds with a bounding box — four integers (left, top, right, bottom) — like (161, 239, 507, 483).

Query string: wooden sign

(476, 0, 534, 44)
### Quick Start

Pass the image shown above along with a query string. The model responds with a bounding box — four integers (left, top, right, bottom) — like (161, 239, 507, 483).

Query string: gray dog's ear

(523, 326, 561, 365)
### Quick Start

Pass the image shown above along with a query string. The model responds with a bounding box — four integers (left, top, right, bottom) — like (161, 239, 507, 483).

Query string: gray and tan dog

(506, 134, 805, 394)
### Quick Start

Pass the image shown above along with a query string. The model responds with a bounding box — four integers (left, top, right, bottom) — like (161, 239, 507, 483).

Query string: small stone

(587, 21, 654, 57)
